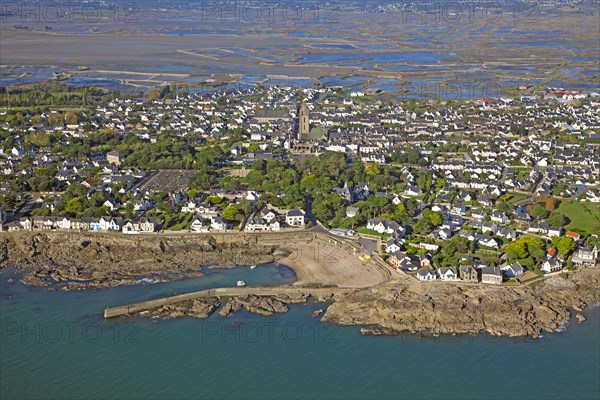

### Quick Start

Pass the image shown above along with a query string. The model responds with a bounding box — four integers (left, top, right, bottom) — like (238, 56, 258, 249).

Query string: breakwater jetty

(104, 286, 354, 318)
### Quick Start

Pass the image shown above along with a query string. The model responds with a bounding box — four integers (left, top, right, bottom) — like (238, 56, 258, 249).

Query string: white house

(500, 262, 525, 278)
(246, 191, 260, 201)
(439, 228, 452, 240)
(404, 186, 423, 197)
(19, 217, 32, 230)
(108, 218, 123, 231)
(188, 216, 208, 232)
(269, 220, 281, 232)
(210, 216, 228, 231)
(438, 267, 458, 281)
(547, 226, 563, 238)
(471, 209, 487, 220)
(416, 268, 437, 281)
(541, 258, 562, 273)
(98, 217, 112, 231)
(257, 207, 278, 223)
(246, 217, 280, 232)
(55, 217, 71, 230)
(286, 209, 305, 227)
(103, 199, 119, 212)
(122, 221, 138, 234)
(572, 246, 598, 267)
(385, 237, 401, 254)
(470, 234, 499, 249)
(367, 218, 403, 235)
(490, 212, 509, 224)
(132, 199, 152, 211)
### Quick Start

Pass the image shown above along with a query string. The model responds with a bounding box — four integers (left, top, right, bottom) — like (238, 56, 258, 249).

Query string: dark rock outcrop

(1, 232, 285, 289)
(148, 297, 221, 319)
(323, 269, 600, 338)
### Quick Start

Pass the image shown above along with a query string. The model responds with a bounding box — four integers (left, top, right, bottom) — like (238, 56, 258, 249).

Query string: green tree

(530, 205, 549, 219)
(124, 202, 134, 219)
(553, 236, 576, 257)
(64, 197, 84, 216)
(222, 205, 238, 221)
(505, 236, 545, 260)
(207, 196, 223, 205)
(188, 169, 214, 191)
(429, 212, 443, 226)
(413, 217, 433, 235)
(365, 163, 381, 178)
(548, 212, 568, 227)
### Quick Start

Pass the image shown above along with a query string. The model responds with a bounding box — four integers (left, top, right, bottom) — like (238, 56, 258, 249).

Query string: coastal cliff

(322, 269, 600, 338)
(0, 232, 285, 289)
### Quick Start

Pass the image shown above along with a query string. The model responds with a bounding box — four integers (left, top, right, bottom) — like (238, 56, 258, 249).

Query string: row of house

(2, 216, 158, 234)
(414, 265, 504, 284)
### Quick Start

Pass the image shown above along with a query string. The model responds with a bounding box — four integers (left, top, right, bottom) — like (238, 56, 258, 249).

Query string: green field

(555, 201, 600, 235)
(508, 193, 529, 203)
(357, 228, 387, 238)
(165, 213, 193, 231)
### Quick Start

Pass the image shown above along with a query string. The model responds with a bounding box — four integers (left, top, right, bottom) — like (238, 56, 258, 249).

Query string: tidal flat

(1, 3, 598, 95)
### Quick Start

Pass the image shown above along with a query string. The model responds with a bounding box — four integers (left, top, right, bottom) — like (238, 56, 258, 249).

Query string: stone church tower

(299, 103, 310, 140)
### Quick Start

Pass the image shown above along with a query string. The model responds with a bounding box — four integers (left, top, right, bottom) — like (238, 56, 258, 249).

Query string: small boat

(250, 265, 257, 270)
(236, 280, 246, 287)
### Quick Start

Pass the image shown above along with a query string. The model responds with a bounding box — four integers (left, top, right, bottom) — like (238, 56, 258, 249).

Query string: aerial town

(0, 84, 598, 285)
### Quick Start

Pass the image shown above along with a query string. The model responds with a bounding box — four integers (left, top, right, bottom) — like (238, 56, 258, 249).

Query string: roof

(286, 209, 305, 217)
(481, 266, 502, 276)
(502, 262, 524, 274)
(545, 258, 560, 267)
(439, 267, 457, 275)
(416, 268, 435, 277)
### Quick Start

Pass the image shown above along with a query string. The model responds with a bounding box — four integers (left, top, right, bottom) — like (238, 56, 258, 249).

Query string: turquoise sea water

(1, 266, 599, 400)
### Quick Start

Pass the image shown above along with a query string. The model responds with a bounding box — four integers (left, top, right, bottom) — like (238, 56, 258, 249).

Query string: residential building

(286, 209, 306, 227)
(481, 266, 503, 285)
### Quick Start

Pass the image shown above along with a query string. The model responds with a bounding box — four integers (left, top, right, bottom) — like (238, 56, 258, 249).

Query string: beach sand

(280, 239, 387, 288)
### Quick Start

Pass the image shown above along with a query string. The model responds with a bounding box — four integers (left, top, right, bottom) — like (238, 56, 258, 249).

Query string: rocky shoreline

(135, 269, 600, 338)
(144, 292, 319, 320)
(0, 232, 286, 289)
(322, 269, 600, 338)
(2, 232, 599, 338)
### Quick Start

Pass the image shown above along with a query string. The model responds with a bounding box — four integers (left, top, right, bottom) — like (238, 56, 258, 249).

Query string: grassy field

(357, 228, 386, 238)
(508, 193, 529, 203)
(555, 201, 600, 235)
(165, 213, 192, 231)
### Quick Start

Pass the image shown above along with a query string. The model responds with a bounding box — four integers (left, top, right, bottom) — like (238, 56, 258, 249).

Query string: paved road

(358, 237, 379, 255)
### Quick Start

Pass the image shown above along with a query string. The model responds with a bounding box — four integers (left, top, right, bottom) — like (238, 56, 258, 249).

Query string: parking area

(358, 237, 379, 255)
(139, 170, 197, 193)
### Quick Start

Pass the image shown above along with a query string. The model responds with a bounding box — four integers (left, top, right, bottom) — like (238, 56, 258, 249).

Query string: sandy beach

(280, 238, 387, 288)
